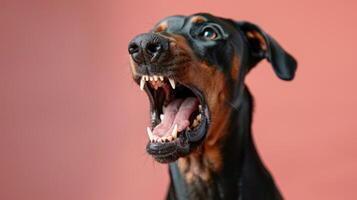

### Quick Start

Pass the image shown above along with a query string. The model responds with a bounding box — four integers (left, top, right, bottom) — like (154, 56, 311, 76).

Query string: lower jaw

(146, 115, 209, 163)
(146, 130, 189, 163)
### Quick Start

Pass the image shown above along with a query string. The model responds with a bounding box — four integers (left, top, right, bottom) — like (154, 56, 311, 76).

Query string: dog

(128, 13, 297, 200)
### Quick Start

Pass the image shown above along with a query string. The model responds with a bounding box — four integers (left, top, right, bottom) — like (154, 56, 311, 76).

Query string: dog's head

(128, 13, 297, 164)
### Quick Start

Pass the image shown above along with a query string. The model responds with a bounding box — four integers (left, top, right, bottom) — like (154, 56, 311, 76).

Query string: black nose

(128, 33, 170, 64)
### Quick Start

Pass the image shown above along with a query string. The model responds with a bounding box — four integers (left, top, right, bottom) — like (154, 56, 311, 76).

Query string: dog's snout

(128, 33, 169, 65)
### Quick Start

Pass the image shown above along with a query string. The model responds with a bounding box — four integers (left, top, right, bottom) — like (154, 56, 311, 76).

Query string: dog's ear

(235, 21, 297, 81)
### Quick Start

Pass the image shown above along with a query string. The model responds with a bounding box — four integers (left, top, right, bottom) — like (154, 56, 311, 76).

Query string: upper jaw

(138, 75, 176, 91)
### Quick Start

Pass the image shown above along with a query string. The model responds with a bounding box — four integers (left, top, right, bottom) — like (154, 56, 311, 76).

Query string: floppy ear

(235, 21, 297, 81)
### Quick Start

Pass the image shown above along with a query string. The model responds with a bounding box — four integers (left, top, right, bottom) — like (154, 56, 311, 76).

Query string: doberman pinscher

(128, 13, 297, 200)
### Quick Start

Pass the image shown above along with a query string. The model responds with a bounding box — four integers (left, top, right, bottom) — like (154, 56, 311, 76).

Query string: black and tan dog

(128, 13, 297, 200)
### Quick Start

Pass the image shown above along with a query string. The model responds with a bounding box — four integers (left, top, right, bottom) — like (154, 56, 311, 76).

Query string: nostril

(146, 43, 162, 55)
(128, 43, 139, 54)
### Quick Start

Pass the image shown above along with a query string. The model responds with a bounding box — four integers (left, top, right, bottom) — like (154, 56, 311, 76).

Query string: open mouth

(136, 74, 210, 163)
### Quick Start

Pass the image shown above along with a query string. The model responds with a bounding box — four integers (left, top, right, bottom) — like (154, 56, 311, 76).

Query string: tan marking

(191, 16, 207, 23)
(177, 156, 190, 173)
(178, 151, 212, 184)
(231, 54, 240, 80)
(154, 21, 168, 32)
(247, 31, 268, 51)
(169, 34, 193, 52)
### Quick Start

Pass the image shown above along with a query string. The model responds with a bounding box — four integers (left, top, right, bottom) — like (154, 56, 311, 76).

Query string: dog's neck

(167, 88, 253, 200)
(167, 87, 282, 200)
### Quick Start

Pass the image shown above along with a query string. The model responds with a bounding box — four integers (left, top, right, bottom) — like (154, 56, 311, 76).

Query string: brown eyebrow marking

(191, 16, 207, 23)
(154, 21, 168, 32)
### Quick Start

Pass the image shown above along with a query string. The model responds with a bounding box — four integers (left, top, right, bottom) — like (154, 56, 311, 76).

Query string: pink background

(1, 0, 356, 199)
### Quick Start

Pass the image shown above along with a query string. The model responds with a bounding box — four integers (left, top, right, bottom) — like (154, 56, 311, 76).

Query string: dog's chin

(146, 114, 209, 163)
(146, 135, 189, 163)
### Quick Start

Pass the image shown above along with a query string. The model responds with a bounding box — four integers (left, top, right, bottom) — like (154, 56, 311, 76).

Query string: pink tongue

(152, 97, 199, 137)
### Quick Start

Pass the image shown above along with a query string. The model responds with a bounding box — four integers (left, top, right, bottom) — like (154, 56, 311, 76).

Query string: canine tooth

(140, 76, 146, 91)
(192, 119, 199, 127)
(168, 78, 176, 89)
(147, 127, 153, 140)
(153, 135, 159, 143)
(161, 136, 170, 142)
(197, 114, 202, 121)
(171, 124, 178, 138)
(159, 76, 164, 81)
(160, 114, 164, 121)
(199, 105, 202, 111)
(154, 75, 158, 81)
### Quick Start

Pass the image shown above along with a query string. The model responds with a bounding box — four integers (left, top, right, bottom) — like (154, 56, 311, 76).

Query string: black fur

(163, 14, 297, 200)
(129, 13, 297, 200)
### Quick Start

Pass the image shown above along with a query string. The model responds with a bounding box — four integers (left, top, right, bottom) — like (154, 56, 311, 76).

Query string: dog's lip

(146, 129, 190, 163)
(183, 85, 210, 142)
(132, 59, 191, 82)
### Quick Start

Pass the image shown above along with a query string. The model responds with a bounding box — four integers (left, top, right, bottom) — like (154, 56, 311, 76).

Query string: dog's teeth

(162, 136, 170, 142)
(168, 78, 176, 89)
(197, 114, 202, 121)
(159, 76, 164, 81)
(145, 76, 149, 81)
(199, 105, 202, 112)
(147, 127, 153, 140)
(192, 119, 199, 127)
(149, 76, 153, 81)
(153, 135, 159, 143)
(153, 75, 158, 81)
(140, 76, 146, 91)
(167, 135, 173, 141)
(171, 124, 178, 138)
(154, 136, 159, 142)
(160, 114, 164, 121)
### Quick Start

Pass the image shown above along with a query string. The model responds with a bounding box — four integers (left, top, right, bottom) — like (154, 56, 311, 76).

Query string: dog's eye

(200, 27, 218, 40)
